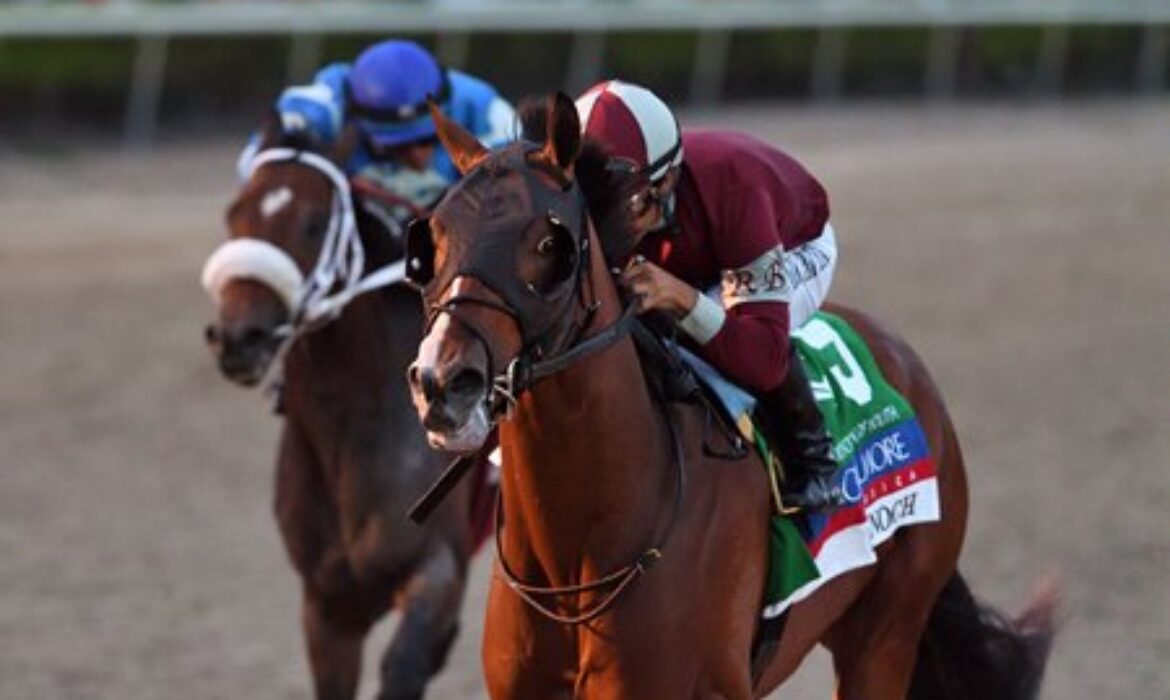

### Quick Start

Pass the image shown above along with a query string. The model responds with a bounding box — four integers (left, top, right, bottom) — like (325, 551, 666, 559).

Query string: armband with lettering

(719, 244, 790, 308)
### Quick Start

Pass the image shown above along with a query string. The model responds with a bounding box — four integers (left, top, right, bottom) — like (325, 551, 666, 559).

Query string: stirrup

(782, 478, 844, 515)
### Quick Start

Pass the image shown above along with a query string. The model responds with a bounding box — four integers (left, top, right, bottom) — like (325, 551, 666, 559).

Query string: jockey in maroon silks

(576, 80, 843, 512)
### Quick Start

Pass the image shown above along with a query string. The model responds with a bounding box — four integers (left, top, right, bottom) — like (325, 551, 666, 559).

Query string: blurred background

(1, 1, 1167, 698)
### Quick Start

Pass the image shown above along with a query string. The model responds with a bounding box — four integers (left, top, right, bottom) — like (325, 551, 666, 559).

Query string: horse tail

(908, 572, 1060, 700)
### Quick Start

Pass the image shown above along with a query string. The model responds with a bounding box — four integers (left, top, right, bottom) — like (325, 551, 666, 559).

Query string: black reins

(405, 147, 692, 626)
(405, 298, 638, 525)
(407, 274, 686, 626)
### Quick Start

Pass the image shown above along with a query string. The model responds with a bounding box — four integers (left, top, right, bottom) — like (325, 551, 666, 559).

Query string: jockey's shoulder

(310, 62, 353, 90)
(682, 129, 794, 166)
(681, 129, 820, 192)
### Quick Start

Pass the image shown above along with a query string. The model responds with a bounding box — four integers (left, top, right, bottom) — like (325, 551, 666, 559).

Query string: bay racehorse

(404, 94, 1057, 699)
(202, 122, 490, 700)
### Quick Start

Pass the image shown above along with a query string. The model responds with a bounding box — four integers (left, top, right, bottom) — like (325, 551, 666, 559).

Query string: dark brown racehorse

(203, 124, 488, 700)
(405, 94, 1057, 699)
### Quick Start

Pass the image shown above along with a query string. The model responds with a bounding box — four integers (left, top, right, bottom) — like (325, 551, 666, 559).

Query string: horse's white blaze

(416, 311, 453, 381)
(415, 278, 476, 374)
(413, 279, 493, 453)
(260, 186, 293, 219)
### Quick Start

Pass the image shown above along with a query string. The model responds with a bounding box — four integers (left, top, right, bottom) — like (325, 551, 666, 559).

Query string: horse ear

(516, 94, 548, 142)
(429, 100, 488, 175)
(542, 91, 580, 174)
(258, 109, 285, 149)
(329, 122, 362, 165)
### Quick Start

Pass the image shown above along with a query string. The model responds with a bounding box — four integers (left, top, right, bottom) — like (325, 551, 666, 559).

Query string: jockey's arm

(678, 184, 797, 392)
(679, 282, 791, 394)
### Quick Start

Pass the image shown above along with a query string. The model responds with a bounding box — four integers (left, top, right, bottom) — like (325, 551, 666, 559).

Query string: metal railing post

(925, 25, 961, 99)
(1137, 24, 1167, 93)
(437, 30, 471, 70)
(287, 33, 323, 84)
(1036, 24, 1069, 95)
(691, 28, 730, 104)
(565, 31, 606, 95)
(812, 27, 847, 101)
(124, 33, 169, 147)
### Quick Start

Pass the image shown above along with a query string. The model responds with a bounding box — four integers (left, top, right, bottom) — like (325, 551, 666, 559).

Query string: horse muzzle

(407, 362, 492, 454)
(205, 321, 280, 387)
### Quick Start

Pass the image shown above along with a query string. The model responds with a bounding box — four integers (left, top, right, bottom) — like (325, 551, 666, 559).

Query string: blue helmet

(348, 40, 448, 149)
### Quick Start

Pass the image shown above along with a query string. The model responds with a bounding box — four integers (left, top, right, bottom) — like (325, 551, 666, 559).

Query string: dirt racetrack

(1, 100, 1167, 699)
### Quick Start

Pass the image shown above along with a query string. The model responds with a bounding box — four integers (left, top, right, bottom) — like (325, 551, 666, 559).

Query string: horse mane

(517, 96, 643, 266)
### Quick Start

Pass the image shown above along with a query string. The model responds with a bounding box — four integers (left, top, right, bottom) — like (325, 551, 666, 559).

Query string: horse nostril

(447, 368, 486, 402)
(240, 326, 271, 348)
(411, 366, 444, 404)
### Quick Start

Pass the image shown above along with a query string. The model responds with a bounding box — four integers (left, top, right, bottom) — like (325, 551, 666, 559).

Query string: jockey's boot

(754, 345, 844, 513)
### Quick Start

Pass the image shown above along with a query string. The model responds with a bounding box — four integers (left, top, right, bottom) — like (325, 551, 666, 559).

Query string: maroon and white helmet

(575, 80, 683, 182)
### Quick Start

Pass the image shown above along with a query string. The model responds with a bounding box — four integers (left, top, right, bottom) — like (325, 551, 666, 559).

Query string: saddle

(627, 313, 701, 403)
(627, 313, 754, 464)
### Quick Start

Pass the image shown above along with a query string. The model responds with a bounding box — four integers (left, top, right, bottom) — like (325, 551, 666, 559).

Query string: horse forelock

(438, 145, 570, 236)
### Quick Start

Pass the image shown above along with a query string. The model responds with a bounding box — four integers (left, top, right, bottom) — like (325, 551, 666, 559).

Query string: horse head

(406, 93, 597, 453)
(202, 120, 362, 386)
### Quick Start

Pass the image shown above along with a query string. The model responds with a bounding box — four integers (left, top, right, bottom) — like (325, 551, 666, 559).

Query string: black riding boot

(754, 346, 843, 513)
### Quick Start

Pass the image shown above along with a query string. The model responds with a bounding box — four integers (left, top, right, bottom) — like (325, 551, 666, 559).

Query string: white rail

(1, 1, 1165, 144)
(2, 1, 1169, 36)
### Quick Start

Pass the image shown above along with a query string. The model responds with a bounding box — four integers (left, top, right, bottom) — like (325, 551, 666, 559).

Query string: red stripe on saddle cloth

(807, 457, 937, 555)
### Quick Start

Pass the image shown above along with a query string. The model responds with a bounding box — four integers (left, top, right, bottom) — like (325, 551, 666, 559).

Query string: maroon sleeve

(691, 185, 792, 393)
(694, 301, 790, 393)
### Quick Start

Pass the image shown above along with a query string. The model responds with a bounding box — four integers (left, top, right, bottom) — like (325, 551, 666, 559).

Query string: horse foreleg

(303, 587, 372, 700)
(376, 542, 466, 700)
(276, 425, 372, 700)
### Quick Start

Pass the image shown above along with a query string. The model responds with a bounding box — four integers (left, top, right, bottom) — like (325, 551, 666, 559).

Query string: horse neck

(283, 208, 412, 407)
(497, 231, 673, 583)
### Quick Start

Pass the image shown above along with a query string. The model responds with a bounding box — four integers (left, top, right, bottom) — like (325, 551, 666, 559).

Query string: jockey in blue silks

(239, 39, 516, 229)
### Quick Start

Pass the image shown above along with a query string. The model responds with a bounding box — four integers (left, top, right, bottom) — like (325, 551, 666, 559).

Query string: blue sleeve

(273, 62, 351, 145)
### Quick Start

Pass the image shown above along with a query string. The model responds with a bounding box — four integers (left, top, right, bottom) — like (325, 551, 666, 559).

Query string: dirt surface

(2, 100, 1167, 699)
